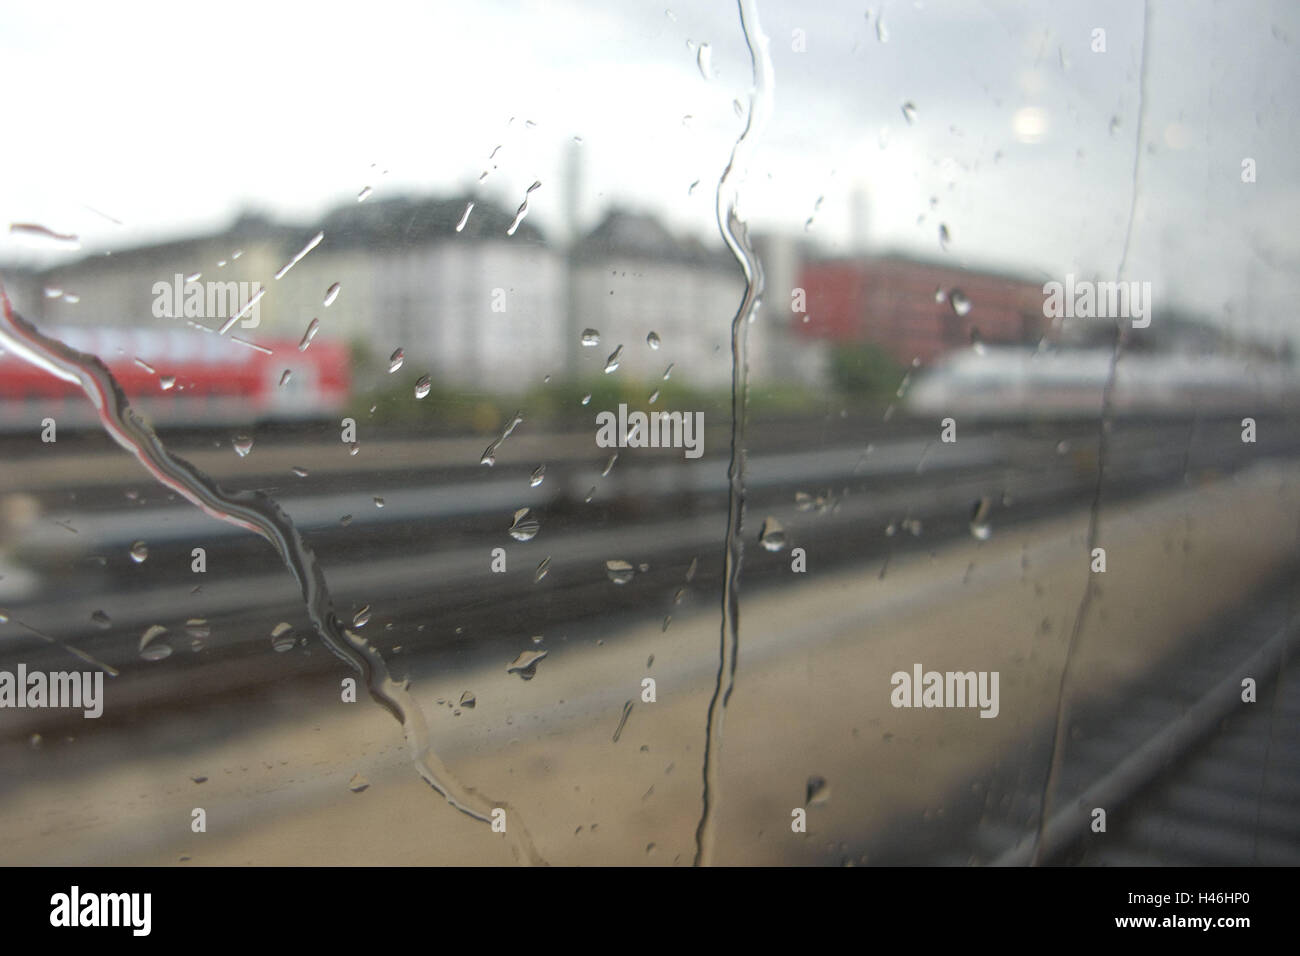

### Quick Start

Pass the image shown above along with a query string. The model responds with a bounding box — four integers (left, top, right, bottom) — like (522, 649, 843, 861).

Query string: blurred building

(795, 254, 1048, 365)
(569, 210, 827, 389)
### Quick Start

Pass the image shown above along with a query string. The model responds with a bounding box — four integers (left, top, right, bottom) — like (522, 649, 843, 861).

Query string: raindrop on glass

(696, 42, 712, 79)
(581, 328, 601, 347)
(806, 775, 830, 805)
(646, 331, 661, 350)
(388, 348, 404, 373)
(130, 541, 149, 564)
(456, 201, 474, 232)
(270, 622, 296, 653)
(233, 434, 253, 458)
(298, 318, 320, 351)
(605, 559, 635, 585)
(414, 375, 432, 399)
(759, 517, 787, 552)
(970, 497, 993, 541)
(139, 624, 172, 662)
(507, 649, 548, 680)
(509, 508, 540, 542)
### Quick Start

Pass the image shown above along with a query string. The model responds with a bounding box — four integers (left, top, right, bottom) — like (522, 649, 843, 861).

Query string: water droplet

(581, 393, 592, 406)
(529, 465, 546, 488)
(534, 557, 551, 582)
(581, 328, 601, 347)
(459, 691, 476, 709)
(388, 348, 404, 373)
(509, 507, 540, 542)
(601, 453, 618, 477)
(414, 375, 432, 399)
(270, 622, 296, 653)
(1056, 440, 1071, 455)
(901, 101, 918, 124)
(696, 42, 712, 79)
(348, 772, 370, 793)
(934, 287, 947, 304)
(130, 541, 149, 563)
(506, 181, 542, 236)
(806, 775, 830, 804)
(185, 618, 210, 640)
(275, 231, 324, 280)
(875, 15, 889, 43)
(946, 289, 972, 318)
(507, 649, 548, 680)
(662, 362, 675, 380)
(605, 559, 635, 585)
(373, 496, 385, 509)
(323, 282, 341, 307)
(278, 369, 292, 387)
(352, 605, 372, 628)
(139, 625, 172, 661)
(90, 610, 111, 629)
(357, 186, 373, 202)
(9, 222, 79, 246)
(969, 327, 986, 354)
(348, 443, 360, 457)
(160, 375, 176, 391)
(233, 434, 253, 458)
(648, 389, 660, 404)
(938, 223, 951, 249)
(298, 318, 320, 351)
(759, 517, 787, 552)
(646, 331, 661, 350)
(456, 201, 474, 232)
(970, 497, 993, 541)
(292, 466, 309, 478)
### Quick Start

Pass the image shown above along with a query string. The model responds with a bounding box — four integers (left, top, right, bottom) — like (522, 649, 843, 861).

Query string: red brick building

(795, 254, 1048, 365)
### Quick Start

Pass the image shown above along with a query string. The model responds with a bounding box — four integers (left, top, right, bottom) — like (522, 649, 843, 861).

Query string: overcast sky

(1, 0, 1297, 343)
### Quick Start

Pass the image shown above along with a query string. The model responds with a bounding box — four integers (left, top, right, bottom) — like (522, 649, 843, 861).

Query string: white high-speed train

(904, 346, 1300, 419)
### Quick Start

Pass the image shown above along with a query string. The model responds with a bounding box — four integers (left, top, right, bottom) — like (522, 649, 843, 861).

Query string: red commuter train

(0, 326, 350, 431)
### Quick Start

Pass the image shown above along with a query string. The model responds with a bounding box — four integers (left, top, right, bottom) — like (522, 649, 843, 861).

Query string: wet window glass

(0, 0, 1297, 875)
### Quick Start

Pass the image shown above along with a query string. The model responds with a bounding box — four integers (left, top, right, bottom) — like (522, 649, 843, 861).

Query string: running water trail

(693, 0, 773, 867)
(1030, 0, 1150, 866)
(0, 285, 545, 866)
